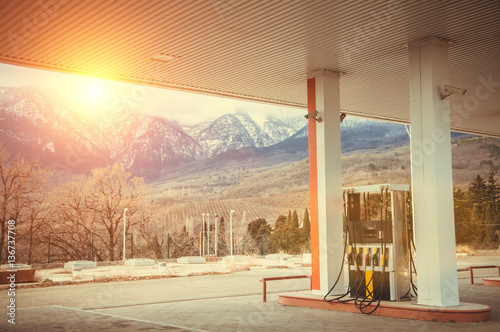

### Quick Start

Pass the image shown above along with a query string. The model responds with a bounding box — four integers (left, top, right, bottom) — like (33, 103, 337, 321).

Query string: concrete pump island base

(483, 278, 500, 287)
(279, 293, 491, 322)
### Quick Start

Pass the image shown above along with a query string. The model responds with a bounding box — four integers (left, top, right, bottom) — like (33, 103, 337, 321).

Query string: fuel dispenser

(345, 184, 411, 303)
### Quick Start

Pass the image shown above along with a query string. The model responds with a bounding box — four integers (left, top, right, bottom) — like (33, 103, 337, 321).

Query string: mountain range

(0, 86, 411, 179)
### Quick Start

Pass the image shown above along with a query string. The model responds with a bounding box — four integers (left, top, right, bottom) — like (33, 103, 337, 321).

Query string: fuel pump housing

(345, 184, 411, 302)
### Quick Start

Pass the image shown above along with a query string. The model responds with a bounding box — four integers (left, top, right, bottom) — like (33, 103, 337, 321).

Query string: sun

(84, 81, 107, 104)
(57, 74, 127, 120)
(86, 84, 103, 101)
(76, 79, 117, 119)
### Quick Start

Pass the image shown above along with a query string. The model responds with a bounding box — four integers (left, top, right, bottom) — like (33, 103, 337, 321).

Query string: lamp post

(230, 210, 235, 256)
(206, 213, 210, 256)
(123, 208, 128, 262)
(48, 233, 51, 264)
(131, 233, 134, 259)
(214, 213, 218, 258)
(201, 213, 206, 256)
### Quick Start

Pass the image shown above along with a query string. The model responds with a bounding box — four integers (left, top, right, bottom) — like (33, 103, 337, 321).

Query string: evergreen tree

(469, 174, 487, 205)
(247, 218, 271, 242)
(301, 208, 311, 253)
(291, 210, 299, 231)
(274, 215, 288, 232)
(286, 210, 292, 228)
(289, 210, 302, 254)
(467, 173, 499, 246)
(486, 171, 498, 205)
(469, 174, 488, 224)
(453, 186, 476, 244)
(245, 218, 272, 254)
(302, 209, 310, 234)
(217, 216, 229, 256)
(485, 171, 499, 243)
(271, 215, 288, 252)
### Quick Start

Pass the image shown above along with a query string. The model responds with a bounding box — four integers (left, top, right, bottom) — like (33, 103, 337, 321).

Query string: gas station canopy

(0, 0, 499, 137)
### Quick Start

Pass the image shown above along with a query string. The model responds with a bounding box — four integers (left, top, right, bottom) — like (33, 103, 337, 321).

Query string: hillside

(149, 135, 500, 233)
(155, 198, 309, 236)
(151, 136, 500, 200)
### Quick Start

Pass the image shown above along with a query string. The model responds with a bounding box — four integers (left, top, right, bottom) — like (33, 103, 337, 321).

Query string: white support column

(308, 70, 344, 295)
(408, 38, 459, 307)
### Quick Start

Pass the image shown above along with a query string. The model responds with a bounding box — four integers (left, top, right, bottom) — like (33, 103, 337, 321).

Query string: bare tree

(48, 177, 98, 261)
(0, 144, 52, 263)
(170, 226, 198, 258)
(17, 188, 51, 264)
(87, 163, 150, 260)
(137, 203, 169, 259)
(49, 163, 151, 261)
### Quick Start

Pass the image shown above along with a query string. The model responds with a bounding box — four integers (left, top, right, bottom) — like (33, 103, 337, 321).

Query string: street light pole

(206, 213, 210, 256)
(214, 213, 218, 258)
(123, 208, 128, 262)
(48, 233, 51, 264)
(201, 213, 205, 256)
(230, 210, 235, 256)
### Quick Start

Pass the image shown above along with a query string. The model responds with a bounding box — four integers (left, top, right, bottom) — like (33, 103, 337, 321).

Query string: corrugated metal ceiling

(0, 0, 499, 136)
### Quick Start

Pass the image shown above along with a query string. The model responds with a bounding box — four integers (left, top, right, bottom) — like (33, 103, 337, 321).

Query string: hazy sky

(0, 63, 304, 125)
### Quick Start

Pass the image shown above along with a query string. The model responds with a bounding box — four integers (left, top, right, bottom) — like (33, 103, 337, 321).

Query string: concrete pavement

(1, 255, 500, 331)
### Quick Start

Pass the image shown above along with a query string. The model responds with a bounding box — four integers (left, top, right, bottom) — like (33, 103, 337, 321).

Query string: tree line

(0, 143, 229, 264)
(242, 170, 500, 255)
(242, 209, 311, 255)
(454, 171, 499, 247)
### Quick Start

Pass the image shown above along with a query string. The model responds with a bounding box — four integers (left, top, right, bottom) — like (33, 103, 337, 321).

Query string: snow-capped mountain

(190, 112, 303, 157)
(99, 112, 204, 177)
(0, 87, 205, 177)
(0, 86, 112, 171)
(0, 86, 306, 178)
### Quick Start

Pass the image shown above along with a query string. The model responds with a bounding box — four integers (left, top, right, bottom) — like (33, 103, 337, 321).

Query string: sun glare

(68, 77, 121, 119)
(86, 84, 103, 101)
